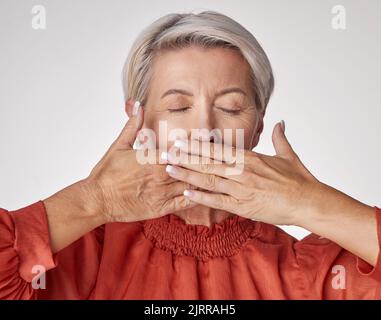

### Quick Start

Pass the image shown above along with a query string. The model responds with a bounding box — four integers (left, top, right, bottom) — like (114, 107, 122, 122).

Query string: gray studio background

(0, 0, 380, 239)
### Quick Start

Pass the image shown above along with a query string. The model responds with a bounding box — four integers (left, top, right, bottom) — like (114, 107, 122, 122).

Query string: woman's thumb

(272, 120, 294, 158)
(113, 100, 143, 150)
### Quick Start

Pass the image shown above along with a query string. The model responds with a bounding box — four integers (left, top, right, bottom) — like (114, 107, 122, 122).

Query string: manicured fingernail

(183, 190, 194, 197)
(174, 139, 186, 149)
(161, 152, 174, 162)
(132, 101, 141, 116)
(161, 152, 168, 161)
(166, 165, 178, 175)
(280, 120, 285, 133)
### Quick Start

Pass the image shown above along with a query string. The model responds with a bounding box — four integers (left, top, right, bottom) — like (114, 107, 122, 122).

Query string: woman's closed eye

(167, 106, 242, 115)
(168, 106, 192, 113)
(216, 106, 242, 115)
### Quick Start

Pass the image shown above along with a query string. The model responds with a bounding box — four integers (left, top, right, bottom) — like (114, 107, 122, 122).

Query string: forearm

(43, 179, 107, 253)
(296, 182, 379, 266)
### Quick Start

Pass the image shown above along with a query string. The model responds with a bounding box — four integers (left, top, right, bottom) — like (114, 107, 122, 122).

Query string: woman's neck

(174, 205, 233, 227)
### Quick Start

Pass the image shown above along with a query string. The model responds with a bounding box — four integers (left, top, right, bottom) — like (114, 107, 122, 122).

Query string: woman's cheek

(153, 118, 190, 149)
(214, 116, 256, 149)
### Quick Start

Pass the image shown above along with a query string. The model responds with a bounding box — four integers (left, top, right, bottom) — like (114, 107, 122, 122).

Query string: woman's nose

(197, 104, 214, 127)
(192, 105, 217, 142)
(195, 130, 215, 142)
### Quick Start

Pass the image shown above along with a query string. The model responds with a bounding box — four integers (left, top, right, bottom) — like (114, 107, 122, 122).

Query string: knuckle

(248, 156, 266, 173)
(213, 144, 223, 159)
(183, 182, 192, 190)
(199, 162, 211, 173)
(241, 171, 254, 183)
(179, 196, 191, 208)
(209, 144, 216, 158)
(169, 195, 190, 210)
(228, 146, 238, 161)
(204, 174, 216, 190)
(152, 166, 169, 182)
(251, 155, 263, 165)
(215, 195, 226, 209)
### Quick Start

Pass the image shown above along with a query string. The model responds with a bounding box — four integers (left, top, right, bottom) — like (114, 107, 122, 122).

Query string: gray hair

(122, 10, 274, 115)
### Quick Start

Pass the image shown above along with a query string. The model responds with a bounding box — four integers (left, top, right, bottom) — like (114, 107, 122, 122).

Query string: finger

(183, 189, 238, 212)
(167, 148, 280, 182)
(244, 152, 285, 180)
(159, 195, 198, 215)
(271, 121, 295, 159)
(165, 165, 241, 198)
(164, 181, 194, 198)
(113, 100, 144, 150)
(163, 150, 245, 182)
(135, 147, 179, 166)
(173, 139, 245, 164)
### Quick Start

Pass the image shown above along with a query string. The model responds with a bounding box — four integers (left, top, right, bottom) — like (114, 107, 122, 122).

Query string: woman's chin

(173, 205, 233, 227)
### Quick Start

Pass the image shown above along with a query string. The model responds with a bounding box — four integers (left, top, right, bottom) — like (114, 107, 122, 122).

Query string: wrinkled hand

(84, 99, 195, 223)
(163, 122, 325, 226)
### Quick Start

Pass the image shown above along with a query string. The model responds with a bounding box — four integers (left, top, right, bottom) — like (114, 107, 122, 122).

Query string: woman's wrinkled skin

(137, 47, 320, 227)
(89, 46, 263, 227)
(135, 46, 264, 226)
(44, 46, 378, 268)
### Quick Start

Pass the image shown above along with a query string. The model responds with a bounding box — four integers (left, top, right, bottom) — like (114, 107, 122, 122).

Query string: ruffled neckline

(142, 214, 261, 261)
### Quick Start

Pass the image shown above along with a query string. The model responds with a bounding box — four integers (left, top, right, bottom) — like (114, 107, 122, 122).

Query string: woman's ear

(125, 99, 134, 118)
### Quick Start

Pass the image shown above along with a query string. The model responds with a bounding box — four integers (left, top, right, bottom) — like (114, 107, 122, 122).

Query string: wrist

(42, 179, 108, 253)
(293, 180, 371, 232)
(74, 178, 109, 226)
(292, 180, 335, 229)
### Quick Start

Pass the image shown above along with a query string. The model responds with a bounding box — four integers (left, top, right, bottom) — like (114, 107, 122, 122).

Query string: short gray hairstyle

(122, 10, 274, 115)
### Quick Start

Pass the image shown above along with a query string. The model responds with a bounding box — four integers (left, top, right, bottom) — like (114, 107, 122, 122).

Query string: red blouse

(0, 201, 381, 299)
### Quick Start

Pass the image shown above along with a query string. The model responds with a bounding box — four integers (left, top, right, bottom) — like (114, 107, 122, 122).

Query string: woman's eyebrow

(160, 87, 247, 99)
(161, 89, 193, 99)
(215, 87, 247, 98)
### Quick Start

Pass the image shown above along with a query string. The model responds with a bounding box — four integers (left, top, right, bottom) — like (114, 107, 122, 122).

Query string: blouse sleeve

(0, 201, 57, 299)
(0, 200, 104, 300)
(293, 206, 381, 299)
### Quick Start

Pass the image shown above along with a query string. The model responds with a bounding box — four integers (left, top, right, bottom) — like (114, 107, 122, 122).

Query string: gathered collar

(142, 213, 261, 261)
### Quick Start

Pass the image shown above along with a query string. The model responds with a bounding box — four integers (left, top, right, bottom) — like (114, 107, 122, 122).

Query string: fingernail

(280, 120, 285, 133)
(183, 190, 194, 197)
(132, 101, 141, 116)
(161, 152, 168, 161)
(174, 139, 186, 149)
(166, 165, 178, 175)
(161, 152, 173, 162)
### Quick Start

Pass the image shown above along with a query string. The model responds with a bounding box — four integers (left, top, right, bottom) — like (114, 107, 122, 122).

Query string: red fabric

(0, 201, 380, 299)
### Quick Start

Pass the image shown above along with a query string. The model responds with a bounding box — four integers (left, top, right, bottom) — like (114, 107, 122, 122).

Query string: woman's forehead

(150, 47, 252, 93)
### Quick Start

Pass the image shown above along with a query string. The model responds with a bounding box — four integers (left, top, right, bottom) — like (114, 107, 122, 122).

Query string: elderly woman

(0, 11, 380, 300)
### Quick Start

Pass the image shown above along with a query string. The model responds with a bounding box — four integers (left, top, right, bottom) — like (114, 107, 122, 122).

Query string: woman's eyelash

(168, 107, 191, 113)
(217, 107, 241, 115)
(167, 106, 241, 115)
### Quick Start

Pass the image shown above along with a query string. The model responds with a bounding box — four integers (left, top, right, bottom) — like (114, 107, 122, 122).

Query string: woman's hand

(163, 121, 379, 266)
(162, 121, 321, 226)
(85, 99, 195, 223)
(44, 99, 195, 253)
